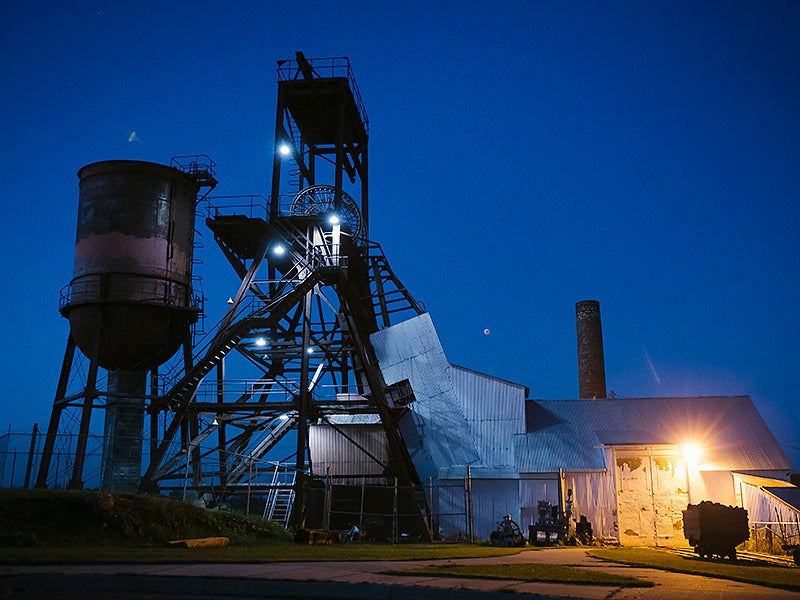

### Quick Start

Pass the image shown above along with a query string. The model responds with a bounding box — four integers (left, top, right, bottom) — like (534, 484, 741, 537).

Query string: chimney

(576, 300, 607, 399)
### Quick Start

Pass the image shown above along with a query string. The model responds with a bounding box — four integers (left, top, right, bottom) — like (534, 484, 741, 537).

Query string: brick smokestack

(576, 300, 607, 399)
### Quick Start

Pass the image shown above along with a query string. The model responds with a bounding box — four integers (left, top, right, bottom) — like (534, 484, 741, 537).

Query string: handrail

(170, 155, 217, 177)
(276, 55, 369, 134)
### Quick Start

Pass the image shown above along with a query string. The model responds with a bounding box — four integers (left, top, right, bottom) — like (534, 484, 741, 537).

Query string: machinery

(490, 515, 525, 547)
(36, 53, 431, 537)
(529, 500, 570, 546)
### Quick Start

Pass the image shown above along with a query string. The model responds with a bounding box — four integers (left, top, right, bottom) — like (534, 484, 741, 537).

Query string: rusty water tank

(576, 300, 607, 399)
(61, 160, 200, 371)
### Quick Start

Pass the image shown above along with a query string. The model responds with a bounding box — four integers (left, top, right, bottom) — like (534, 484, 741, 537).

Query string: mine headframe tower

(137, 53, 428, 533)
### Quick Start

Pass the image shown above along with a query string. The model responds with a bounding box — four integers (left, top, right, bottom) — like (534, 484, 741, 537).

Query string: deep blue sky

(1, 1, 798, 469)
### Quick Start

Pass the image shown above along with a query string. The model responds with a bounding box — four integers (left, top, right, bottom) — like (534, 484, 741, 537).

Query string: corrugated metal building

(733, 473, 800, 546)
(310, 312, 795, 543)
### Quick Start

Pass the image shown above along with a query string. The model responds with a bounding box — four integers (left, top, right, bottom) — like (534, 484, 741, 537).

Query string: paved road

(1, 547, 798, 599)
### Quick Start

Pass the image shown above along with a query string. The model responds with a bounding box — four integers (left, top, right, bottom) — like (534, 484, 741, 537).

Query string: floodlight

(683, 444, 702, 470)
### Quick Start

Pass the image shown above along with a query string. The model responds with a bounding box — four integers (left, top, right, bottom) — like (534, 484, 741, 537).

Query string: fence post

(467, 465, 474, 544)
(323, 466, 332, 530)
(10, 449, 17, 487)
(429, 476, 434, 540)
(246, 459, 253, 515)
(463, 475, 468, 540)
(0, 425, 10, 485)
(23, 423, 39, 489)
(393, 477, 399, 544)
(359, 476, 365, 532)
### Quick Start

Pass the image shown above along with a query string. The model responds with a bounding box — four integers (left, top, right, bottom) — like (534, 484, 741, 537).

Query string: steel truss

(37, 53, 432, 537)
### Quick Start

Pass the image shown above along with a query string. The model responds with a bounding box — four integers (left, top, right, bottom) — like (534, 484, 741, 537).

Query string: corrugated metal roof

(734, 473, 793, 487)
(524, 396, 790, 472)
(765, 487, 800, 512)
(733, 472, 800, 512)
(516, 426, 607, 472)
(370, 313, 480, 475)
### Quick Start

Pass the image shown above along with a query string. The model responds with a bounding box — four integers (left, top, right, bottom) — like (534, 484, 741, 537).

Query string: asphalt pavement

(1, 547, 798, 599)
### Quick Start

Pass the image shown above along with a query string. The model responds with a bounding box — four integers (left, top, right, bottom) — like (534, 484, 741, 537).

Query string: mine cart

(682, 501, 749, 560)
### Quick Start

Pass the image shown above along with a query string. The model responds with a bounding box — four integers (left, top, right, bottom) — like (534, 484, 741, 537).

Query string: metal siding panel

(448, 365, 526, 469)
(309, 424, 388, 481)
(519, 476, 560, 530)
(565, 468, 619, 540)
(436, 480, 469, 538)
(470, 478, 520, 540)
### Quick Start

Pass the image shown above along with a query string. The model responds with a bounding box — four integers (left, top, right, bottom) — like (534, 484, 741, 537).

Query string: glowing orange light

(683, 444, 702, 470)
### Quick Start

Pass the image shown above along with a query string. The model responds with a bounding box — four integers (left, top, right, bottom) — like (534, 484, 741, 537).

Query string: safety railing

(204, 195, 269, 220)
(170, 155, 217, 178)
(276, 56, 369, 133)
(59, 274, 203, 313)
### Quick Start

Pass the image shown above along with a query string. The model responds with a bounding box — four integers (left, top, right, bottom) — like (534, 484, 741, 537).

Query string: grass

(0, 488, 290, 549)
(0, 543, 523, 565)
(3, 489, 796, 592)
(0, 488, 524, 565)
(390, 562, 655, 587)
(589, 547, 800, 592)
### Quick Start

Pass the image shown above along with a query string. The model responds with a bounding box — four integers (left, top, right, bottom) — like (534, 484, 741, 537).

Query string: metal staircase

(163, 268, 325, 410)
(226, 412, 299, 484)
(139, 257, 329, 490)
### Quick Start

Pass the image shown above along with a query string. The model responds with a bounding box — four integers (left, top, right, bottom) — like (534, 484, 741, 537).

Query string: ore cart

(682, 501, 749, 560)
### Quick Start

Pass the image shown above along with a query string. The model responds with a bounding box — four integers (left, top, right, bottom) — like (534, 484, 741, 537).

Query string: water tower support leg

(68, 357, 99, 489)
(36, 335, 76, 488)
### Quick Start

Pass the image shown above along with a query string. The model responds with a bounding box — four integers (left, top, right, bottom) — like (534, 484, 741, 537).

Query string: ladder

(263, 464, 297, 527)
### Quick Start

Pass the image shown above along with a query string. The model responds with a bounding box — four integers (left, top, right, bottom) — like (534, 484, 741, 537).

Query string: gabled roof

(521, 396, 791, 472)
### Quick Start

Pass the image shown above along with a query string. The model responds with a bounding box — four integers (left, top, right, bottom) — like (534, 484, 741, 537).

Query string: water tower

(37, 158, 216, 491)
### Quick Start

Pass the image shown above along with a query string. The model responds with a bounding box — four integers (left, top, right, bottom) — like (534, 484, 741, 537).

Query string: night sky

(1, 1, 798, 470)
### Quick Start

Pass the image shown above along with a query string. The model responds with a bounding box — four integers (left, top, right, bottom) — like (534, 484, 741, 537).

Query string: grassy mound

(0, 489, 291, 547)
